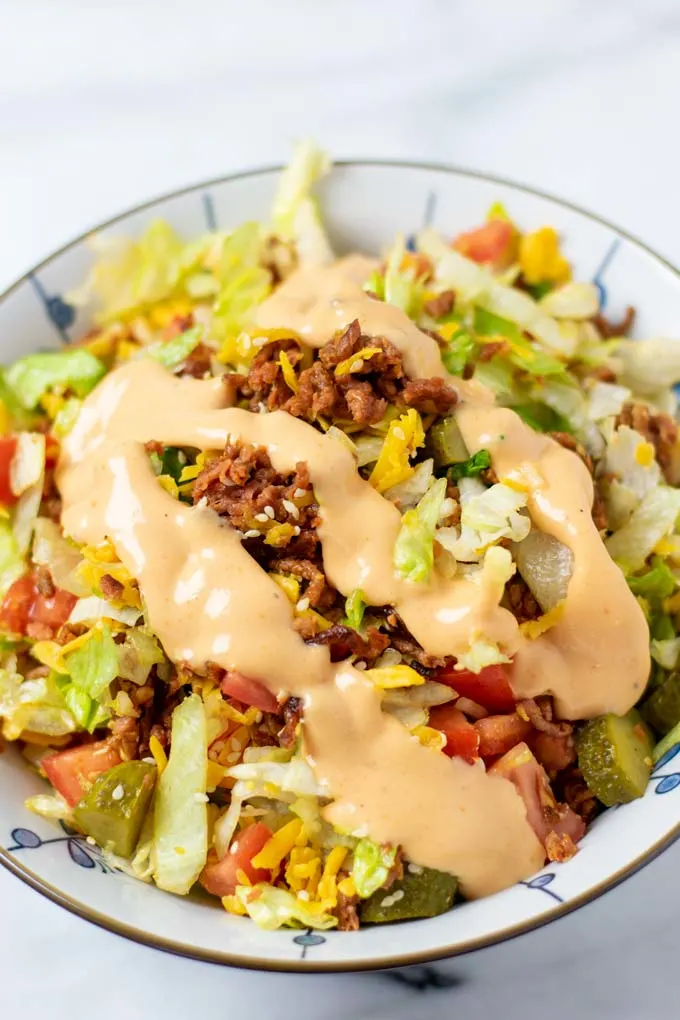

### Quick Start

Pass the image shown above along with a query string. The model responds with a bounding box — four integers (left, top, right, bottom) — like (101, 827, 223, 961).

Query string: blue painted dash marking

(28, 274, 75, 343)
(202, 192, 217, 232)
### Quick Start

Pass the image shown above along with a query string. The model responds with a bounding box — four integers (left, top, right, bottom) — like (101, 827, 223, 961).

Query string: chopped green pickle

(426, 416, 468, 468)
(578, 711, 653, 807)
(359, 866, 457, 924)
(641, 671, 680, 735)
(73, 761, 156, 858)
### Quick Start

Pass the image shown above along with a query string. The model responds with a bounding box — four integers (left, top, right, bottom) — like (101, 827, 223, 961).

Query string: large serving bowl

(1, 161, 679, 972)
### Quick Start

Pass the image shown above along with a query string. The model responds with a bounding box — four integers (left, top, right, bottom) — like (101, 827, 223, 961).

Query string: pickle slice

(426, 416, 468, 469)
(73, 760, 156, 858)
(641, 671, 680, 735)
(359, 866, 457, 925)
(577, 712, 653, 807)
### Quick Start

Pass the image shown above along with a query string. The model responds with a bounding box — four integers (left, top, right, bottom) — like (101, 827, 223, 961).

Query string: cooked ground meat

(336, 888, 360, 931)
(163, 313, 194, 340)
(616, 401, 678, 481)
(306, 623, 389, 665)
(532, 730, 577, 776)
(505, 577, 541, 624)
(110, 716, 140, 762)
(518, 696, 572, 738)
(592, 485, 609, 531)
(400, 377, 458, 415)
(231, 319, 457, 427)
(176, 341, 214, 379)
(422, 290, 455, 320)
(278, 696, 303, 748)
(478, 339, 510, 362)
(33, 565, 55, 598)
(193, 441, 337, 609)
(557, 765, 600, 823)
(593, 305, 636, 339)
(550, 431, 593, 474)
(100, 573, 124, 600)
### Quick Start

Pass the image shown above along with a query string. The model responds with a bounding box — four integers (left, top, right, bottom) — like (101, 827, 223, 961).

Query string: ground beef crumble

(230, 319, 457, 427)
(615, 401, 678, 481)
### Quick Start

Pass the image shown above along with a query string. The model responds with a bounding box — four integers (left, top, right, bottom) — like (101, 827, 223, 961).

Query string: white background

(1, 1, 679, 1016)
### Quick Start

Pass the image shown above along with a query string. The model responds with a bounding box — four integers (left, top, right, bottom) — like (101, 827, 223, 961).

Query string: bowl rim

(1, 157, 679, 974)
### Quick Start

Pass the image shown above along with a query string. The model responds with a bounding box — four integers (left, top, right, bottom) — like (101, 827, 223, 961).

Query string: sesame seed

(354, 660, 367, 670)
(296, 597, 310, 612)
(392, 427, 405, 441)
(297, 890, 310, 901)
(281, 499, 299, 519)
(349, 359, 364, 373)
(407, 863, 423, 875)
(244, 529, 260, 539)
(264, 505, 275, 519)
(193, 792, 209, 803)
(254, 513, 269, 523)
(177, 451, 187, 465)
(141, 756, 155, 765)
(111, 784, 125, 802)
(86, 836, 97, 846)
(380, 890, 405, 908)
(293, 525, 301, 535)
(294, 488, 307, 499)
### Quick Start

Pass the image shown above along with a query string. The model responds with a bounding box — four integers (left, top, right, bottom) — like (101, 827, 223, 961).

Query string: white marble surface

(1, 0, 680, 1014)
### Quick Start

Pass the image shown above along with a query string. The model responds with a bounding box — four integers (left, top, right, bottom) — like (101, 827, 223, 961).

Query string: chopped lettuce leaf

(651, 637, 680, 671)
(511, 402, 573, 434)
(383, 458, 434, 510)
(227, 756, 328, 799)
(67, 219, 198, 324)
(0, 668, 75, 741)
(440, 326, 476, 376)
(12, 433, 45, 557)
(627, 558, 677, 600)
(394, 477, 447, 583)
(53, 397, 82, 438)
(142, 326, 203, 369)
(212, 223, 272, 344)
(64, 624, 119, 701)
(0, 519, 25, 599)
(68, 596, 141, 626)
(586, 381, 631, 422)
(5, 350, 106, 411)
(115, 629, 165, 684)
(235, 883, 337, 930)
(345, 589, 366, 630)
(614, 338, 680, 396)
(449, 449, 491, 481)
(11, 433, 44, 497)
(473, 307, 566, 378)
(272, 140, 331, 241)
(451, 477, 530, 562)
(383, 235, 422, 316)
(352, 838, 397, 899)
(606, 486, 680, 572)
(152, 693, 208, 895)
(604, 425, 661, 501)
(538, 281, 599, 320)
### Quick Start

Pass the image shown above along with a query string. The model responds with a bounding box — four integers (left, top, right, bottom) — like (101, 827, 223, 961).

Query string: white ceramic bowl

(1, 161, 679, 973)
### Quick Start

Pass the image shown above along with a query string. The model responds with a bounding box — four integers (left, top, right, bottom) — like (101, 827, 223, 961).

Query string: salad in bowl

(2, 144, 680, 936)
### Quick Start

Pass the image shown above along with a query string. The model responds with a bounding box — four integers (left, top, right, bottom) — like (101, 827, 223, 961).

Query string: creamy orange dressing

(56, 255, 649, 898)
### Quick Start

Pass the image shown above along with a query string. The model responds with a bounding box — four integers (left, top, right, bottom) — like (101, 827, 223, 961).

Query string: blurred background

(2, 1, 679, 1017)
(1, 0, 679, 286)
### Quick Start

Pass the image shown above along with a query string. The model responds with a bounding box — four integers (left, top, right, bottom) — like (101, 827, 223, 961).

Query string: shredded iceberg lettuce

(271, 140, 330, 242)
(606, 486, 680, 572)
(0, 519, 25, 599)
(152, 693, 208, 895)
(394, 478, 447, 583)
(0, 668, 75, 741)
(143, 326, 204, 369)
(5, 350, 106, 411)
(614, 338, 680, 396)
(450, 477, 530, 563)
(604, 425, 661, 500)
(352, 838, 397, 898)
(211, 223, 272, 345)
(235, 883, 337, 930)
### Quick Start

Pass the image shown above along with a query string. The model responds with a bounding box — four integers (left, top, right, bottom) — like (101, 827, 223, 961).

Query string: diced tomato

(220, 670, 279, 714)
(436, 663, 516, 713)
(0, 573, 76, 636)
(0, 574, 35, 633)
(490, 742, 586, 846)
(474, 713, 533, 759)
(29, 587, 77, 630)
(429, 704, 480, 763)
(452, 220, 515, 268)
(0, 436, 17, 506)
(42, 739, 122, 806)
(200, 822, 273, 897)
